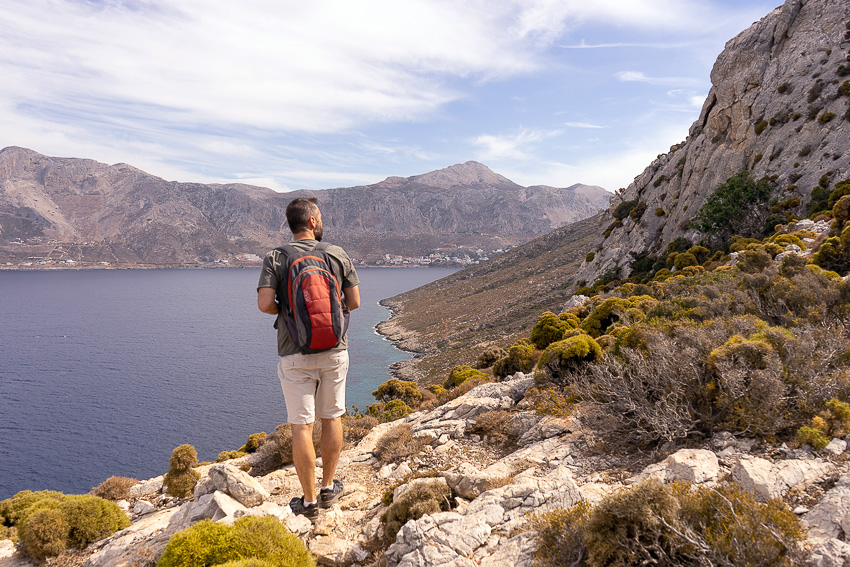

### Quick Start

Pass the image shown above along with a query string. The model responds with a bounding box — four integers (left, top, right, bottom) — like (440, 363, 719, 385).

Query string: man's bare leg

(291, 422, 316, 501)
(319, 417, 343, 488)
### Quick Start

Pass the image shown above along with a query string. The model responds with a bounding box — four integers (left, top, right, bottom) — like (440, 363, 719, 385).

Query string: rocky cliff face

(576, 0, 850, 283)
(0, 148, 609, 267)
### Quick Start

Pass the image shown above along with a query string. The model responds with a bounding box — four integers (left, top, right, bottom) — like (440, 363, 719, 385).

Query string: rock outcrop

(576, 0, 850, 284)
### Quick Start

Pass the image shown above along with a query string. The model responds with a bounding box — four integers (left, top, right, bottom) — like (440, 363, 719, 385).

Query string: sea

(0, 267, 456, 499)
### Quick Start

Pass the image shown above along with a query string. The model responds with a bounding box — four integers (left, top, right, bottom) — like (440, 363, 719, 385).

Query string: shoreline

(374, 297, 430, 382)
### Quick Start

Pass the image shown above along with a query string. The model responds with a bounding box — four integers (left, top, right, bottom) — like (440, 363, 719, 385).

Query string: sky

(0, 0, 781, 193)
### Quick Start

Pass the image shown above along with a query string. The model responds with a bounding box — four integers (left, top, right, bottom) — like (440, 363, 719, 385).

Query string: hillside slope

(0, 147, 609, 267)
(575, 0, 850, 284)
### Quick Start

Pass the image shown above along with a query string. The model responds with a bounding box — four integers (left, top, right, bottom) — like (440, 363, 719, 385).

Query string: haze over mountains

(0, 147, 609, 268)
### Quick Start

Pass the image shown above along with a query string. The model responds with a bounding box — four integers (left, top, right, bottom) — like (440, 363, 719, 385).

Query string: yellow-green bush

(92, 476, 139, 501)
(444, 365, 488, 389)
(798, 398, 850, 447)
(492, 340, 535, 379)
(218, 560, 276, 567)
(475, 345, 507, 369)
(239, 432, 267, 454)
(523, 386, 579, 418)
(164, 444, 201, 499)
(216, 450, 247, 463)
(529, 311, 572, 349)
(367, 399, 412, 422)
(157, 516, 314, 567)
(530, 501, 592, 567)
(536, 334, 602, 388)
(382, 481, 450, 542)
(372, 378, 423, 406)
(10, 492, 128, 560)
(19, 508, 67, 560)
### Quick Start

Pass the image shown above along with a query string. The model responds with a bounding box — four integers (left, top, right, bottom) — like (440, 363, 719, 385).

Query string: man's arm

(343, 286, 360, 310)
(257, 287, 279, 314)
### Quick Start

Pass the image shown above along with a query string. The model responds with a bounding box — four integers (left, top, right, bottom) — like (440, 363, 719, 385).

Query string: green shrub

(530, 311, 572, 349)
(612, 199, 639, 221)
(367, 399, 412, 422)
(694, 170, 774, 247)
(158, 516, 314, 567)
(444, 365, 488, 389)
(164, 444, 200, 499)
(492, 340, 535, 379)
(476, 345, 507, 369)
(523, 386, 579, 418)
(218, 560, 276, 567)
(374, 424, 427, 465)
(812, 224, 850, 273)
(92, 476, 139, 501)
(382, 481, 450, 542)
(673, 252, 697, 270)
(629, 201, 647, 220)
(819, 112, 837, 124)
(372, 378, 423, 406)
(754, 119, 768, 134)
(586, 251, 596, 262)
(469, 410, 520, 447)
(839, 80, 850, 96)
(655, 207, 665, 216)
(18, 507, 68, 560)
(59, 495, 130, 548)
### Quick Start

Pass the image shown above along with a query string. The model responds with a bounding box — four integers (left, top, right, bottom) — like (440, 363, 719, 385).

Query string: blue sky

(0, 0, 780, 193)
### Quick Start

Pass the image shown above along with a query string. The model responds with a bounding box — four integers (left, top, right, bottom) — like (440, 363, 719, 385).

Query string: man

(257, 197, 360, 520)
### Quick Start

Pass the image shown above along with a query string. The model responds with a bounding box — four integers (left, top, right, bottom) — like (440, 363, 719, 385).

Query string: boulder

(443, 463, 493, 500)
(132, 499, 156, 516)
(807, 538, 850, 567)
(207, 463, 269, 507)
(631, 449, 720, 485)
(84, 506, 180, 567)
(128, 475, 163, 498)
(386, 512, 490, 567)
(477, 533, 536, 567)
(733, 456, 834, 500)
(824, 438, 847, 455)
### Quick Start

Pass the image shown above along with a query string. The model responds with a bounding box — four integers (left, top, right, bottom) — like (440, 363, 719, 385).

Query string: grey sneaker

(289, 496, 318, 520)
(319, 479, 344, 508)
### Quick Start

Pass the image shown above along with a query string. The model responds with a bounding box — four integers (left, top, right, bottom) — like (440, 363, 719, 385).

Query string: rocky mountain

(575, 0, 850, 284)
(0, 147, 610, 268)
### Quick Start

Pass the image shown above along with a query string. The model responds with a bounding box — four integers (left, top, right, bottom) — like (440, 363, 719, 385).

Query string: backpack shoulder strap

(313, 242, 330, 253)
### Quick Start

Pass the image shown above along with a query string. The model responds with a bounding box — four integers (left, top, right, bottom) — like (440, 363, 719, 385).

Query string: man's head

(286, 197, 323, 241)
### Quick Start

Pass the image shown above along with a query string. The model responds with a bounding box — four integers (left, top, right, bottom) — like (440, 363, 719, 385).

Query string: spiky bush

(157, 516, 314, 567)
(367, 399, 412, 422)
(60, 494, 130, 548)
(250, 423, 322, 476)
(476, 345, 508, 369)
(216, 450, 247, 463)
(443, 365, 488, 389)
(374, 424, 427, 464)
(382, 481, 451, 542)
(492, 340, 535, 379)
(0, 490, 64, 527)
(469, 410, 521, 448)
(92, 476, 139, 501)
(164, 444, 200, 498)
(240, 432, 267, 453)
(530, 501, 592, 567)
(372, 378, 423, 406)
(341, 413, 379, 444)
(530, 311, 573, 349)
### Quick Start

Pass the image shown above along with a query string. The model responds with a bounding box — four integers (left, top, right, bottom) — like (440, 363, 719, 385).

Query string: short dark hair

(286, 197, 319, 233)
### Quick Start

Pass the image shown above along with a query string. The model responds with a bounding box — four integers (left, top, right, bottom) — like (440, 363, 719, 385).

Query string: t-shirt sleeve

(257, 250, 280, 290)
(330, 245, 359, 288)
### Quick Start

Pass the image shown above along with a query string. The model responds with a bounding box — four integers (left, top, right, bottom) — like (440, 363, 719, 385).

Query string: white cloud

(616, 71, 700, 86)
(472, 128, 563, 162)
(564, 122, 605, 129)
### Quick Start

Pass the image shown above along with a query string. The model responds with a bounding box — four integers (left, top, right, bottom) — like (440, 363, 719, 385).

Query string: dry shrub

(532, 480, 804, 567)
(92, 476, 139, 501)
(381, 482, 450, 543)
(476, 345, 508, 369)
(342, 413, 379, 445)
(250, 423, 322, 477)
(372, 379, 423, 407)
(240, 432, 267, 453)
(418, 376, 488, 412)
(469, 410, 521, 448)
(374, 424, 427, 464)
(523, 386, 579, 418)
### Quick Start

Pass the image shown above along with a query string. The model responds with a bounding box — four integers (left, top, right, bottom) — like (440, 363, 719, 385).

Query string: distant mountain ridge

(0, 147, 610, 267)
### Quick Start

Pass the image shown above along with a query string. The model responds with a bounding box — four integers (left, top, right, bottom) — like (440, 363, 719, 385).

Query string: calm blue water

(0, 267, 455, 499)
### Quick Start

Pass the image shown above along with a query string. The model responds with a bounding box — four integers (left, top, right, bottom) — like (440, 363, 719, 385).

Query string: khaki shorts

(277, 350, 349, 424)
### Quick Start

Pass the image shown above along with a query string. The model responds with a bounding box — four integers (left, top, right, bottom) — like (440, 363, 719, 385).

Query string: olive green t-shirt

(257, 239, 360, 356)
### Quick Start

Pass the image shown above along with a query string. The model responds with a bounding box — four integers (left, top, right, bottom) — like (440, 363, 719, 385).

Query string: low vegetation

(0, 490, 129, 560)
(532, 479, 805, 567)
(164, 444, 201, 498)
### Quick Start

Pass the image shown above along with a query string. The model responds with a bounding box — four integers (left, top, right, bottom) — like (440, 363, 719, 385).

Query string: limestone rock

(84, 506, 179, 567)
(386, 512, 491, 567)
(733, 456, 833, 500)
(477, 533, 536, 567)
(132, 500, 156, 516)
(309, 536, 368, 567)
(443, 463, 493, 500)
(632, 449, 720, 485)
(207, 463, 269, 507)
(807, 537, 850, 567)
(824, 438, 847, 455)
(804, 473, 850, 540)
(128, 475, 163, 498)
